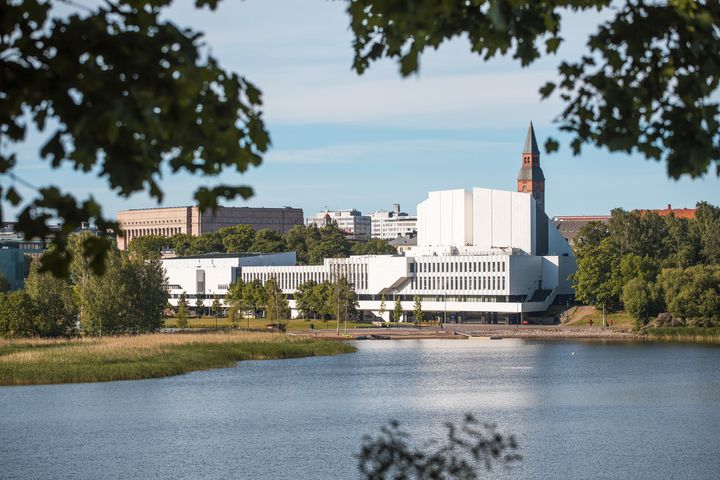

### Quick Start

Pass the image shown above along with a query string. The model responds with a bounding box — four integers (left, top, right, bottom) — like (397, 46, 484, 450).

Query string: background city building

(116, 206, 303, 250)
(369, 204, 417, 240)
(306, 209, 371, 240)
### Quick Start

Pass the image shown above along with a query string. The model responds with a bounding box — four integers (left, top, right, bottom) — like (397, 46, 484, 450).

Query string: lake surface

(1, 339, 719, 479)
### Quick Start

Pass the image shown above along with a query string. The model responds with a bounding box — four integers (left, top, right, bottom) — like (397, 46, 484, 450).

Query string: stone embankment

(452, 325, 640, 339)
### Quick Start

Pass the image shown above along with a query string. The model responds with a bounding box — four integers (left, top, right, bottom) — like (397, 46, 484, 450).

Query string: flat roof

(162, 251, 294, 261)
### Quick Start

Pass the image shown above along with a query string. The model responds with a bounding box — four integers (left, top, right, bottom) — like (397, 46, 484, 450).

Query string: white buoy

(571, 352, 575, 356)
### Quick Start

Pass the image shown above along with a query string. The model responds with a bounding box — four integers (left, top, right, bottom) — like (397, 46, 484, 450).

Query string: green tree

(218, 225, 256, 253)
(332, 277, 358, 333)
(619, 254, 660, 286)
(251, 229, 287, 254)
(308, 225, 351, 265)
(413, 296, 423, 330)
(693, 202, 720, 264)
(393, 296, 403, 323)
(128, 235, 169, 259)
(664, 215, 702, 269)
(622, 278, 662, 329)
(658, 266, 720, 326)
(351, 239, 396, 256)
(572, 237, 622, 325)
(195, 296, 205, 317)
(187, 232, 224, 255)
(0, 291, 37, 337)
(25, 259, 77, 337)
(0, 272, 10, 293)
(211, 296, 222, 319)
(243, 279, 267, 320)
(2, 0, 269, 277)
(264, 277, 289, 323)
(378, 294, 386, 322)
(349, 1, 720, 178)
(315, 280, 335, 328)
(171, 233, 195, 257)
(176, 293, 189, 328)
(120, 255, 168, 332)
(226, 279, 246, 327)
(295, 280, 319, 319)
(285, 225, 311, 265)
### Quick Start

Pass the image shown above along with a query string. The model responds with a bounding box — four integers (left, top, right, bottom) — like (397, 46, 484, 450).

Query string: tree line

(0, 233, 168, 338)
(129, 223, 396, 264)
(219, 276, 359, 329)
(572, 202, 720, 328)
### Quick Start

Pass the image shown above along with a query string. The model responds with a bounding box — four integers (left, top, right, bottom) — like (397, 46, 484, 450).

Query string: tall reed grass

(0, 332, 355, 386)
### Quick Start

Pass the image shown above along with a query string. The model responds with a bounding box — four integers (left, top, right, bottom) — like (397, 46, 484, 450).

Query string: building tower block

(517, 122, 545, 212)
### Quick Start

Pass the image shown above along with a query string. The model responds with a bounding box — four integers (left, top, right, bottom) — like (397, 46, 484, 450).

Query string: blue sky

(8, 0, 720, 221)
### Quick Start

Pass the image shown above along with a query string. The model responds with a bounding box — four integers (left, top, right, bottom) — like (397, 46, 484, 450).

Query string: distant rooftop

(123, 205, 300, 213)
(163, 252, 293, 261)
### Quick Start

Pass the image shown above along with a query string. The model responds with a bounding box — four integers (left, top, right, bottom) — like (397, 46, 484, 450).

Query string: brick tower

(517, 121, 545, 212)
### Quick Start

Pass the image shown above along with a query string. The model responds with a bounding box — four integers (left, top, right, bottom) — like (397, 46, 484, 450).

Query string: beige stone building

(116, 206, 303, 250)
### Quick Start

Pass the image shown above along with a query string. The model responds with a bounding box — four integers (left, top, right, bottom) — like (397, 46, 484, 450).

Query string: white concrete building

(306, 209, 371, 240)
(370, 204, 418, 240)
(163, 252, 295, 309)
(161, 125, 576, 323)
(240, 187, 575, 324)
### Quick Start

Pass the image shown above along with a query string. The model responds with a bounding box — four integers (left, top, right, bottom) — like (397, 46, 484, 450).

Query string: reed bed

(0, 332, 355, 386)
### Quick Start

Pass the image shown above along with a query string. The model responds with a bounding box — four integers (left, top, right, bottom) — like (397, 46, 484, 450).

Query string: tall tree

(226, 279, 247, 327)
(2, 0, 269, 276)
(176, 292, 189, 328)
(571, 237, 622, 324)
(0, 291, 37, 337)
(413, 296, 423, 330)
(218, 225, 256, 253)
(285, 225, 311, 265)
(128, 235, 170, 259)
(622, 278, 662, 329)
(393, 296, 402, 323)
(243, 279, 267, 320)
(25, 258, 77, 336)
(308, 225, 351, 265)
(211, 297, 222, 319)
(295, 280, 319, 319)
(693, 202, 720, 264)
(195, 296, 205, 318)
(264, 277, 289, 323)
(378, 294, 386, 322)
(250, 229, 287, 254)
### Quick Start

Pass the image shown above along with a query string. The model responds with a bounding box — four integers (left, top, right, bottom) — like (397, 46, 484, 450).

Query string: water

(1, 339, 719, 480)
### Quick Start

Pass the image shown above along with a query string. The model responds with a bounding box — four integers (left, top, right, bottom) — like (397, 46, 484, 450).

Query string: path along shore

(295, 324, 641, 341)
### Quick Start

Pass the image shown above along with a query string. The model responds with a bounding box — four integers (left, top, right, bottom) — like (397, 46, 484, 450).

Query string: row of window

(356, 294, 526, 303)
(411, 275, 506, 292)
(412, 260, 506, 274)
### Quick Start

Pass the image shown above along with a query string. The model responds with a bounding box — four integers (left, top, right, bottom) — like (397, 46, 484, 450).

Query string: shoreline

(298, 325, 720, 344)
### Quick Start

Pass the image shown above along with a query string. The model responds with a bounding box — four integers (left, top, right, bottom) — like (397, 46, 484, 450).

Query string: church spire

(517, 121, 545, 212)
(523, 121, 540, 154)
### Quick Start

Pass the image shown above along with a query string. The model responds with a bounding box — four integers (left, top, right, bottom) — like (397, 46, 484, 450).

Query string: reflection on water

(1, 339, 719, 480)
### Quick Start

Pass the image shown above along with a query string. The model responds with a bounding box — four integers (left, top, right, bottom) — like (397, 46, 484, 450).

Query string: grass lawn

(164, 316, 375, 331)
(0, 332, 355, 386)
(562, 307, 636, 329)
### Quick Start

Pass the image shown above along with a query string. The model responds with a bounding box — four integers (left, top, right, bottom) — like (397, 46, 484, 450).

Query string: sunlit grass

(163, 316, 374, 331)
(0, 332, 355, 386)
